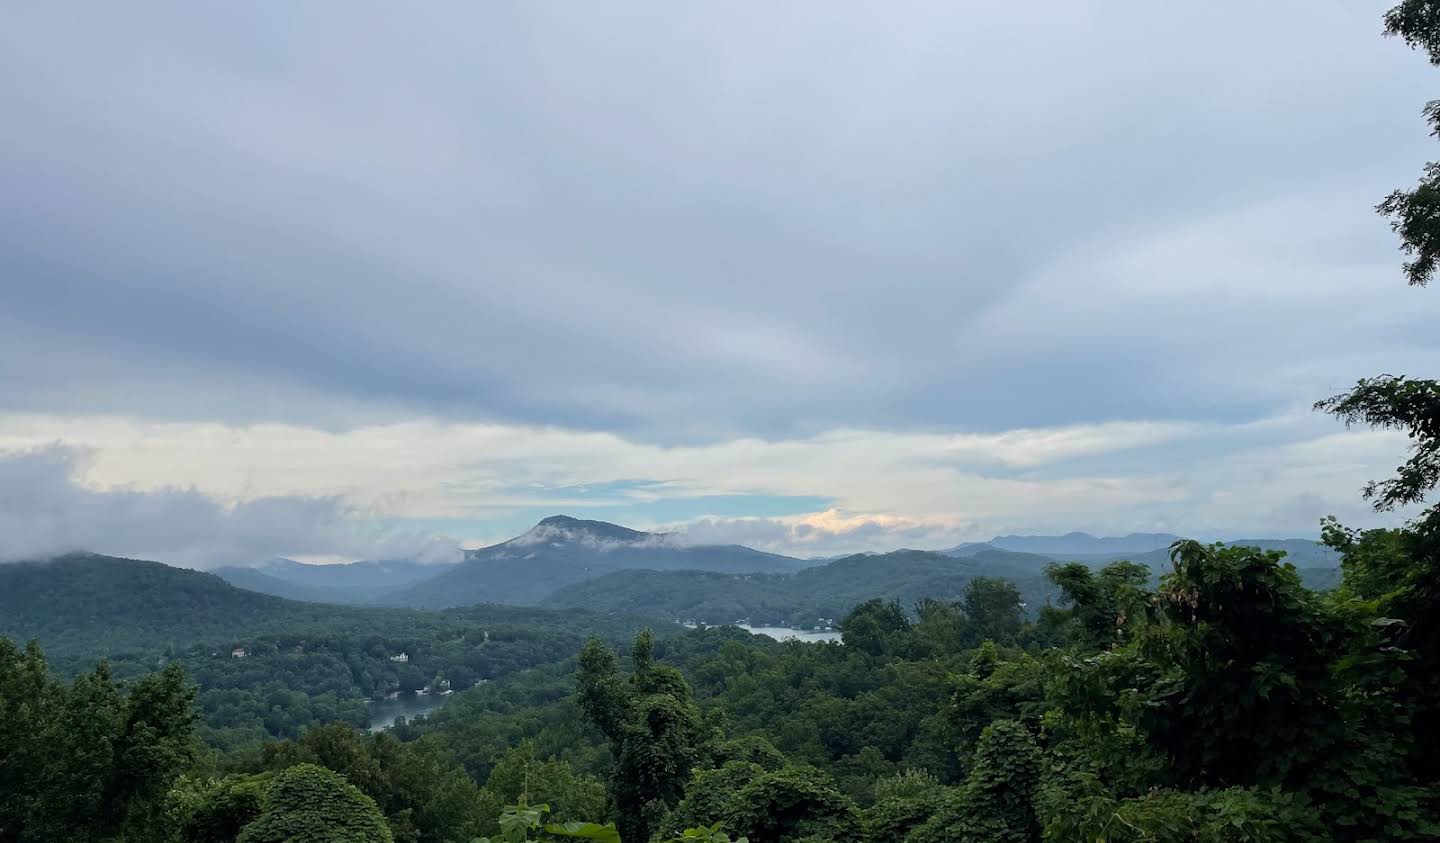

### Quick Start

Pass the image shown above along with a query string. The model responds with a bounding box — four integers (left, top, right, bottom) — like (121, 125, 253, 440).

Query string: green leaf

(543, 821, 623, 842)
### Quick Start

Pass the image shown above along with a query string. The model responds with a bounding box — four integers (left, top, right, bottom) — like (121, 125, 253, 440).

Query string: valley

(0, 519, 1343, 752)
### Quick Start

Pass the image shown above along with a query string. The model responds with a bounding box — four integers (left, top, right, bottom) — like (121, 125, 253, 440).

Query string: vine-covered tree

(907, 719, 1041, 843)
(235, 763, 393, 843)
(577, 631, 709, 843)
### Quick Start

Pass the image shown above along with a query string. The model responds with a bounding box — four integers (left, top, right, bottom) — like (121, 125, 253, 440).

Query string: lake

(366, 692, 449, 732)
(738, 624, 843, 643)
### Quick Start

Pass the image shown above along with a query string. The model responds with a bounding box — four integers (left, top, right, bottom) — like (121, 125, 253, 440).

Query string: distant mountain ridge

(987, 531, 1182, 555)
(214, 556, 458, 605)
(4, 520, 1348, 670)
(941, 532, 1336, 568)
(385, 515, 810, 608)
(192, 518, 1344, 615)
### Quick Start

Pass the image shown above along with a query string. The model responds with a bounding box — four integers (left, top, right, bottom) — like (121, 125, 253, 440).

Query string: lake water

(737, 624, 843, 644)
(366, 692, 449, 732)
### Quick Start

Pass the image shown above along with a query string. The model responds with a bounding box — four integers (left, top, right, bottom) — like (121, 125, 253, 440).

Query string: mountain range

(943, 532, 1340, 567)
(196, 518, 1341, 621)
(0, 519, 1346, 666)
(386, 515, 809, 607)
(213, 557, 456, 604)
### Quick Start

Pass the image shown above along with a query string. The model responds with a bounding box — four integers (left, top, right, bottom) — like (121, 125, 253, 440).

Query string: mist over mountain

(981, 532, 1183, 556)
(214, 557, 457, 604)
(385, 515, 811, 608)
(941, 532, 1337, 566)
(193, 517, 1341, 612)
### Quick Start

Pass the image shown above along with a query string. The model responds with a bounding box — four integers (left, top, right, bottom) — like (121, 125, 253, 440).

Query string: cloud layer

(1, 3, 1436, 441)
(0, 411, 1415, 560)
(0, 3, 1436, 559)
(0, 445, 461, 566)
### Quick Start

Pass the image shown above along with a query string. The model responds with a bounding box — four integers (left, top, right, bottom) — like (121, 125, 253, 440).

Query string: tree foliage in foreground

(578, 631, 710, 843)
(234, 764, 392, 843)
(0, 639, 197, 842)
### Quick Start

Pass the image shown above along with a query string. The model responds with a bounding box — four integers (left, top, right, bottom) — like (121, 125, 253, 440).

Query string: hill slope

(387, 515, 808, 608)
(214, 557, 457, 604)
(210, 564, 339, 603)
(1043, 538, 1340, 570)
(982, 532, 1182, 556)
(542, 547, 1056, 626)
(0, 554, 573, 673)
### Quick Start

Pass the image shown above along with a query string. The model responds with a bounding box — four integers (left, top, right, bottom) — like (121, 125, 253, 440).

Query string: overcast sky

(2, 2, 1437, 564)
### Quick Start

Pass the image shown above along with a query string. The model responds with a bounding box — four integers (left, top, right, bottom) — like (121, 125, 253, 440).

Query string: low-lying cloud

(0, 410, 1416, 559)
(0, 445, 462, 567)
(669, 510, 968, 558)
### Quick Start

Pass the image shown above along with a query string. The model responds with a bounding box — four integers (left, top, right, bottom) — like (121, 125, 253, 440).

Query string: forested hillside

(0, 553, 664, 749)
(8, 524, 1440, 841)
(214, 557, 457, 605)
(542, 549, 1055, 626)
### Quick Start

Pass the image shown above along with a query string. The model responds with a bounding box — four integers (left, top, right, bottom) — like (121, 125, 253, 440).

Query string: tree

(1037, 777, 1324, 843)
(481, 742, 606, 835)
(1315, 375, 1440, 511)
(1140, 541, 1343, 788)
(1042, 561, 1151, 649)
(962, 578, 1023, 645)
(577, 632, 709, 843)
(1380, 0, 1440, 286)
(839, 599, 910, 656)
(106, 662, 201, 838)
(0, 641, 197, 842)
(912, 598, 969, 656)
(474, 801, 622, 843)
(236, 763, 393, 843)
(906, 720, 1041, 843)
(866, 770, 946, 841)
(0, 639, 54, 841)
(1311, 0, 1440, 803)
(723, 766, 863, 843)
(256, 721, 490, 843)
(171, 773, 269, 843)
(944, 646, 1045, 776)
(665, 761, 765, 837)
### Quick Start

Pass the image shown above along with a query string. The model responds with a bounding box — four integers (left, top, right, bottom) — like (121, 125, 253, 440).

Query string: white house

(390, 651, 409, 663)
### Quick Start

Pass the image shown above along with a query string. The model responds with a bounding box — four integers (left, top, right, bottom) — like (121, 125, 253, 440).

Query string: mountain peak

(516, 515, 652, 546)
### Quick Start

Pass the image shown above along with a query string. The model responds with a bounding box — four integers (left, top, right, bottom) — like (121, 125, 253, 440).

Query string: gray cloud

(670, 513, 973, 558)
(1, 3, 1437, 442)
(0, 446, 461, 567)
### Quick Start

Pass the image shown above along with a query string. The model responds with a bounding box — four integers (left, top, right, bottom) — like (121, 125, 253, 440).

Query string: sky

(2, 2, 1438, 565)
